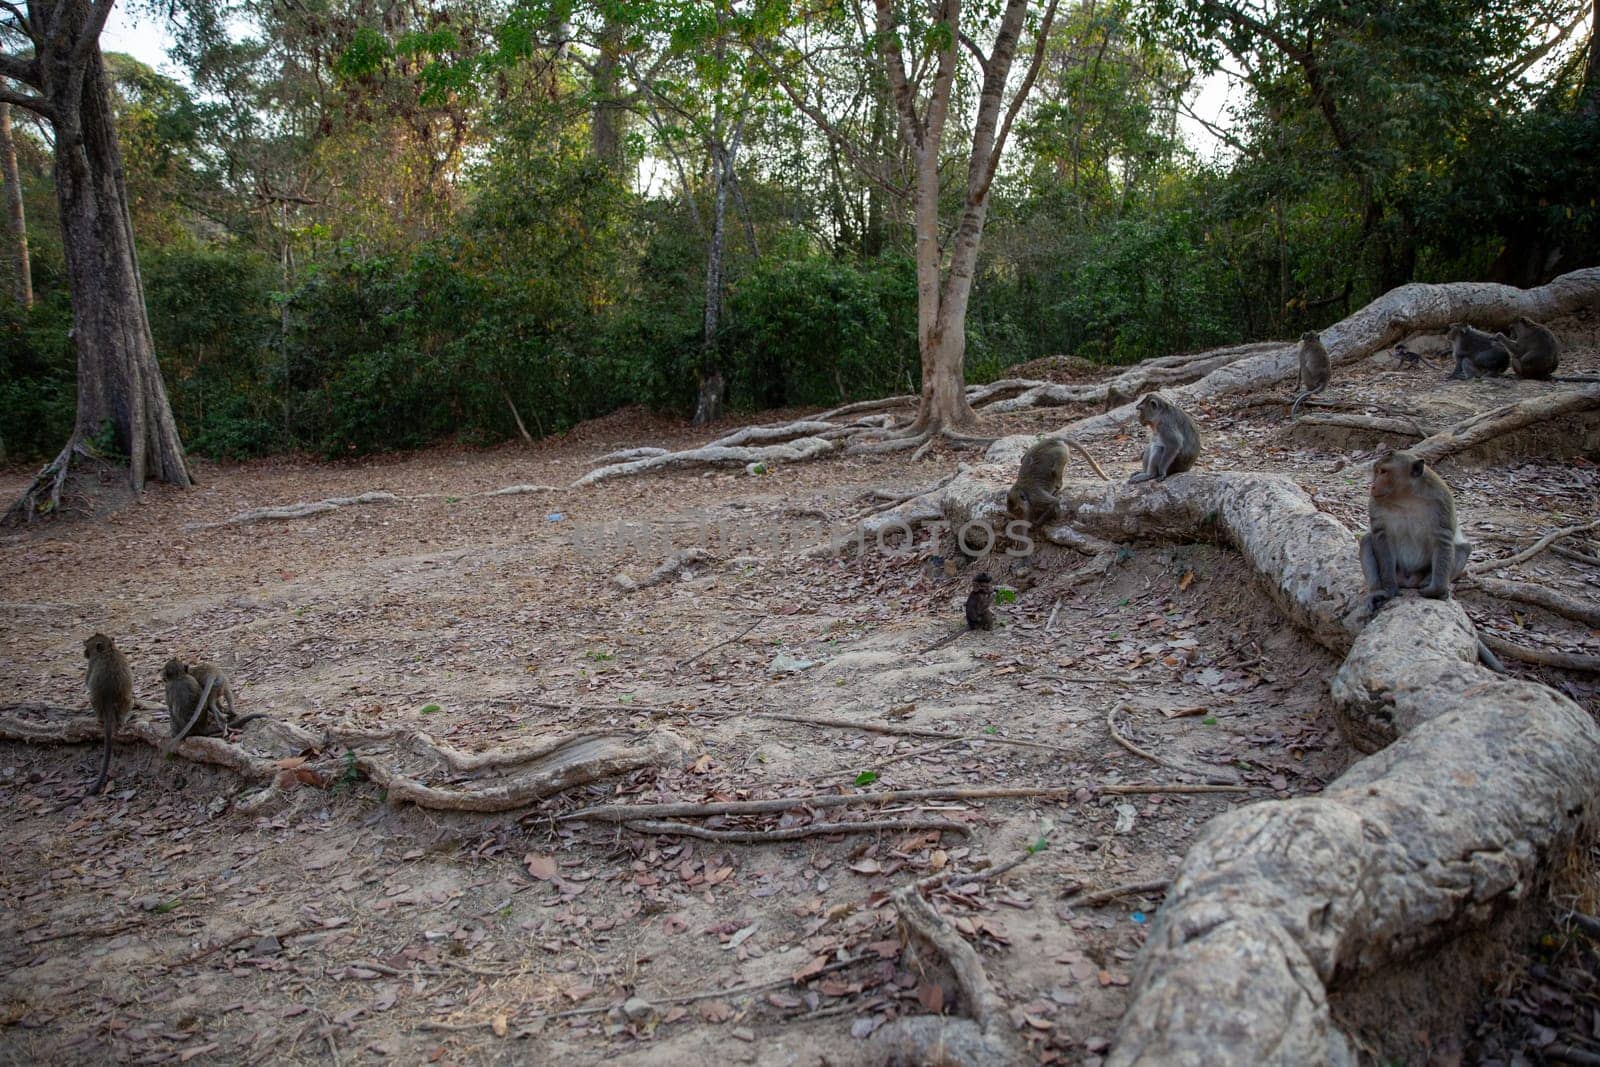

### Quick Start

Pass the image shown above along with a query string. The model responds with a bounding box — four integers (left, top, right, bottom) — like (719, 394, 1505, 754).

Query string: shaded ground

(1, 315, 1597, 1066)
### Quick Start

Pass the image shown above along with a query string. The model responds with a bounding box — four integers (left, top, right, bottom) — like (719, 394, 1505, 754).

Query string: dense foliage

(0, 0, 1594, 460)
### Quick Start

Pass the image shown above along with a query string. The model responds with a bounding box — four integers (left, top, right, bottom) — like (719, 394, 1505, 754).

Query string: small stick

(622, 817, 971, 841)
(1045, 600, 1061, 632)
(679, 617, 765, 669)
(750, 711, 1074, 753)
(1467, 518, 1600, 575)
(1106, 703, 1240, 785)
(1063, 877, 1170, 909)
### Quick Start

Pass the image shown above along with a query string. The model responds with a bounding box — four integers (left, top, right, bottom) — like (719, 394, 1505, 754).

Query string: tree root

(1292, 412, 1430, 438)
(573, 436, 836, 486)
(1463, 576, 1600, 628)
(559, 781, 1244, 825)
(622, 817, 971, 841)
(869, 880, 1021, 1066)
(482, 483, 563, 497)
(613, 547, 713, 592)
(4, 439, 127, 525)
(1410, 385, 1600, 466)
(185, 492, 402, 529)
(1466, 518, 1600, 575)
(1479, 633, 1600, 673)
(742, 710, 1077, 753)
(0, 705, 698, 813)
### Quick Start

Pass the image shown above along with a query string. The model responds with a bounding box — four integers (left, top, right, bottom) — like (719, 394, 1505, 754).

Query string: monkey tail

(1064, 440, 1110, 482)
(225, 713, 271, 730)
(88, 713, 114, 796)
(1476, 639, 1507, 674)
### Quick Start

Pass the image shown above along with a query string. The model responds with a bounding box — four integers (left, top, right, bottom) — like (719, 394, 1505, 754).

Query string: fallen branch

(1106, 704, 1240, 785)
(614, 547, 712, 592)
(746, 710, 1074, 753)
(1480, 634, 1600, 673)
(559, 782, 1244, 825)
(622, 817, 971, 841)
(1466, 518, 1600, 575)
(185, 492, 401, 530)
(1063, 878, 1170, 909)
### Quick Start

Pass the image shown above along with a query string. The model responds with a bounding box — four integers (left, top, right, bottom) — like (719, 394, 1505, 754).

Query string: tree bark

(591, 16, 626, 169)
(0, 103, 31, 307)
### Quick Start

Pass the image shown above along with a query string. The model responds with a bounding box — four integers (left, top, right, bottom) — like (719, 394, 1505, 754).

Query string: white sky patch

(101, 3, 182, 78)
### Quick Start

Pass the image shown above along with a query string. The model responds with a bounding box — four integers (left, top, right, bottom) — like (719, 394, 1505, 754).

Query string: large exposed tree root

(878, 452, 1599, 1064)
(3, 441, 134, 525)
(1001, 266, 1600, 456)
(185, 492, 402, 529)
(0, 705, 697, 813)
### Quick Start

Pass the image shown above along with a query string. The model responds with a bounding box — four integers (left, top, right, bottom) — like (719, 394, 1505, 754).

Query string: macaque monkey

(1445, 323, 1511, 380)
(1392, 343, 1425, 370)
(965, 573, 995, 632)
(1290, 331, 1330, 416)
(1006, 438, 1110, 525)
(1128, 393, 1200, 483)
(1359, 449, 1472, 611)
(164, 659, 265, 748)
(1507, 316, 1559, 380)
(84, 633, 134, 795)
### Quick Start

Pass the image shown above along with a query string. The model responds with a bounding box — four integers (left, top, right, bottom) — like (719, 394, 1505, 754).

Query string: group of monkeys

(973, 323, 1559, 654)
(80, 635, 262, 795)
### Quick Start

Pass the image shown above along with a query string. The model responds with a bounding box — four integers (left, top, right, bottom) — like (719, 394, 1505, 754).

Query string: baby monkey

(1129, 393, 1200, 483)
(1290, 330, 1330, 416)
(84, 633, 134, 795)
(965, 573, 995, 632)
(1445, 323, 1511, 380)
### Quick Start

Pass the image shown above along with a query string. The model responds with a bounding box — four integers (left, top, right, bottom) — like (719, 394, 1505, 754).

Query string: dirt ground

(1, 318, 1597, 1066)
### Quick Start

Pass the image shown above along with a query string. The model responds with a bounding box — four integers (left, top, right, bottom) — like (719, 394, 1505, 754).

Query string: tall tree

(1, 1, 192, 519)
(762, 0, 1060, 442)
(0, 102, 30, 306)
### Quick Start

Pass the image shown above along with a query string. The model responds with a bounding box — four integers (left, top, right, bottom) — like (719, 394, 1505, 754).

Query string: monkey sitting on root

(1358, 449, 1503, 671)
(164, 658, 267, 748)
(1128, 393, 1201, 483)
(1006, 437, 1109, 526)
(1289, 330, 1330, 416)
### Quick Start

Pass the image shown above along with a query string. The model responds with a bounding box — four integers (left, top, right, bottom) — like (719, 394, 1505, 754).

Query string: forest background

(2, 0, 1595, 463)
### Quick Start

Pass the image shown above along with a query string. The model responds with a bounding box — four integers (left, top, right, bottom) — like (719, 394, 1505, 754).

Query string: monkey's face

(1370, 451, 1423, 499)
(1446, 324, 1466, 341)
(84, 634, 110, 659)
(1136, 395, 1162, 424)
(1300, 331, 1319, 343)
(162, 658, 188, 681)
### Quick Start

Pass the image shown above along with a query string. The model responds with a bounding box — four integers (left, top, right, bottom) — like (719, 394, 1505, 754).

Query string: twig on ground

(678, 617, 765, 669)
(1462, 576, 1600, 628)
(1480, 634, 1600, 673)
(1106, 703, 1241, 785)
(1063, 877, 1170, 909)
(622, 816, 971, 841)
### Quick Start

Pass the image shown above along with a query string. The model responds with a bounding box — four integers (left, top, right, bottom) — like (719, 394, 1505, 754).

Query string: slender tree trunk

(0, 103, 31, 308)
(694, 137, 733, 426)
(591, 17, 626, 171)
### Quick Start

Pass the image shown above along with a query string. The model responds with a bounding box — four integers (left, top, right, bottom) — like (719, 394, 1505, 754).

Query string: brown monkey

(1359, 449, 1472, 610)
(1445, 323, 1511, 380)
(1290, 331, 1330, 416)
(965, 573, 995, 631)
(1128, 393, 1200, 483)
(84, 633, 134, 795)
(164, 658, 220, 748)
(1006, 437, 1110, 525)
(1507, 316, 1559, 380)
(165, 659, 266, 747)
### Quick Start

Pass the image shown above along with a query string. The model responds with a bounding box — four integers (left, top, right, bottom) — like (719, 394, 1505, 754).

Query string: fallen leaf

(491, 1013, 508, 1037)
(524, 854, 558, 881)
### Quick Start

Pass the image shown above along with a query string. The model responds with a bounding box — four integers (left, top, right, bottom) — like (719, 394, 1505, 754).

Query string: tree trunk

(0, 103, 31, 308)
(56, 48, 191, 488)
(591, 17, 626, 171)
